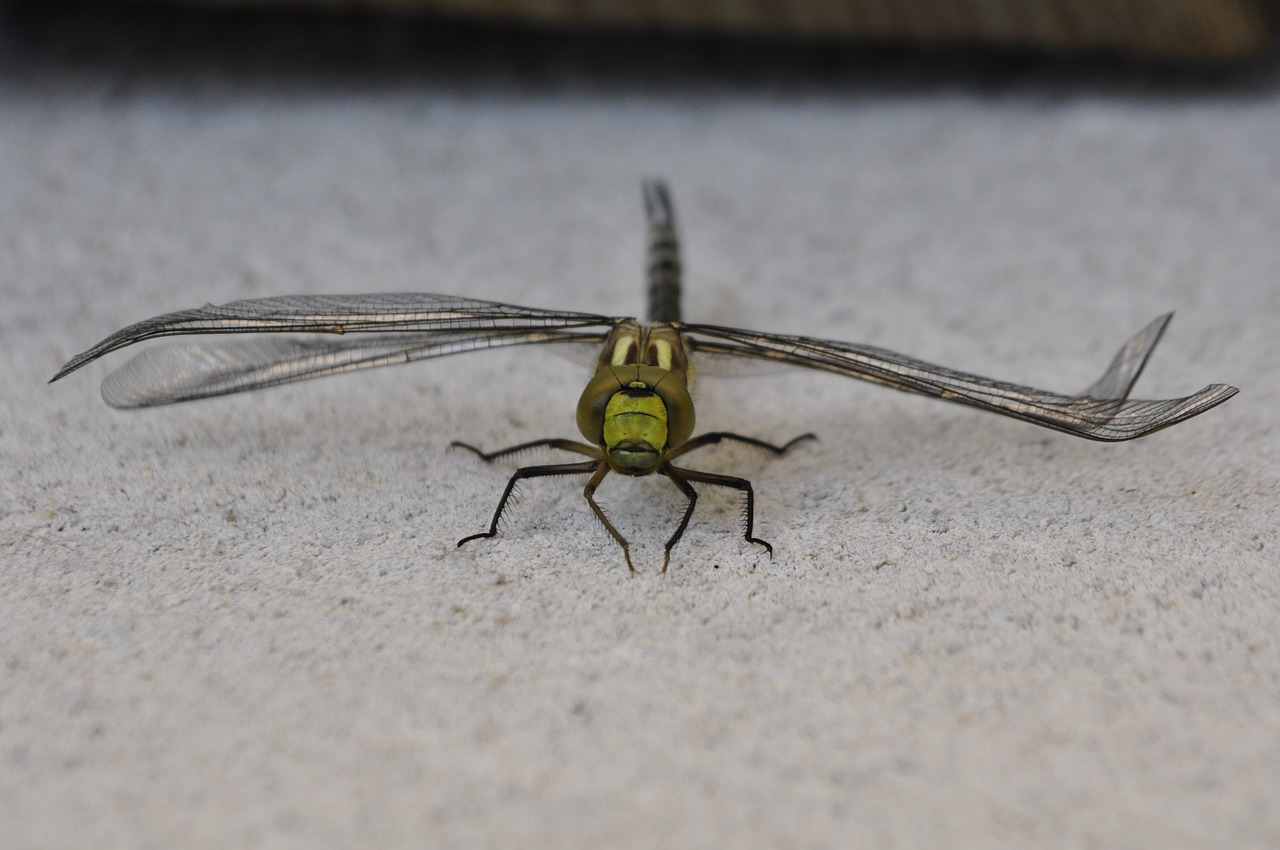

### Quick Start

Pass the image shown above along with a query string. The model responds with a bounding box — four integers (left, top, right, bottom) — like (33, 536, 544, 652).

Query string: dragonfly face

(576, 321, 696, 476)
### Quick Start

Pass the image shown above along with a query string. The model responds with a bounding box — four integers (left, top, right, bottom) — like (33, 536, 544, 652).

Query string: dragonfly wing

(51, 293, 619, 408)
(98, 329, 610, 408)
(682, 315, 1237, 442)
(1080, 312, 1168, 401)
(51, 293, 615, 382)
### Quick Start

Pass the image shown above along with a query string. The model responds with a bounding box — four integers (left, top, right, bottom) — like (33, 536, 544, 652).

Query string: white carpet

(3, 18, 1277, 848)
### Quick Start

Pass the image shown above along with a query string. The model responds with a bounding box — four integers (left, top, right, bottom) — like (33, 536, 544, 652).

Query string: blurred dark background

(0, 0, 1276, 95)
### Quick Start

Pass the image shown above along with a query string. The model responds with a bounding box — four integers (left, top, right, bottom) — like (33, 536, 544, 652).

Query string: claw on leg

(455, 458, 600, 551)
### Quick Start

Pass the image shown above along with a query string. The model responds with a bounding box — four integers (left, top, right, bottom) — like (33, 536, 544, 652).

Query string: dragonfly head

(577, 364, 695, 476)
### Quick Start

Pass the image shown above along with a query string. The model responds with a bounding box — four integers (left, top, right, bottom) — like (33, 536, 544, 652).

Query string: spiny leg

(581, 462, 634, 572)
(666, 431, 817, 461)
(657, 432, 812, 569)
(451, 437, 601, 462)
(457, 460, 601, 549)
(658, 465, 699, 574)
(663, 464, 774, 570)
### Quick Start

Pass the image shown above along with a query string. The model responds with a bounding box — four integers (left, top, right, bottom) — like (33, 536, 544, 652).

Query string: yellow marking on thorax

(610, 338, 636, 366)
(649, 339, 674, 371)
(610, 329, 676, 372)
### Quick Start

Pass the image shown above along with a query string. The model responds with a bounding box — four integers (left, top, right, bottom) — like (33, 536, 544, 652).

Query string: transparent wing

(51, 293, 618, 408)
(682, 314, 1238, 441)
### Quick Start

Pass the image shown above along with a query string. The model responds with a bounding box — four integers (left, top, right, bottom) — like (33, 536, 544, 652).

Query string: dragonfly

(51, 180, 1238, 571)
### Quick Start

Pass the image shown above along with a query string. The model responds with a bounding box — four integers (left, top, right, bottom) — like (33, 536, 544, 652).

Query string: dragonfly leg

(663, 464, 773, 569)
(458, 459, 601, 549)
(451, 438, 601, 463)
(660, 460, 768, 568)
(658, 465, 699, 574)
(582, 462, 634, 572)
(666, 431, 816, 461)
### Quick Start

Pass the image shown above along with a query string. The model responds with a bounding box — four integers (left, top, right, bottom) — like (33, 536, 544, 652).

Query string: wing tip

(1200, 382, 1241, 406)
(1098, 382, 1240, 442)
(49, 353, 93, 385)
(1083, 312, 1176, 401)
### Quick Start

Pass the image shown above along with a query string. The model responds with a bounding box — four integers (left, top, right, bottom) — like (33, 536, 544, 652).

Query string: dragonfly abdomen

(644, 179, 682, 324)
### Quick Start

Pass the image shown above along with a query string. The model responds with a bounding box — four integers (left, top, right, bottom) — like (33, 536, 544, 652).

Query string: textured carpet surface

(2, 15, 1277, 849)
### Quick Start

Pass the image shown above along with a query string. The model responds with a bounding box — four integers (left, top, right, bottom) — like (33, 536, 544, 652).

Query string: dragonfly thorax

(576, 363, 695, 476)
